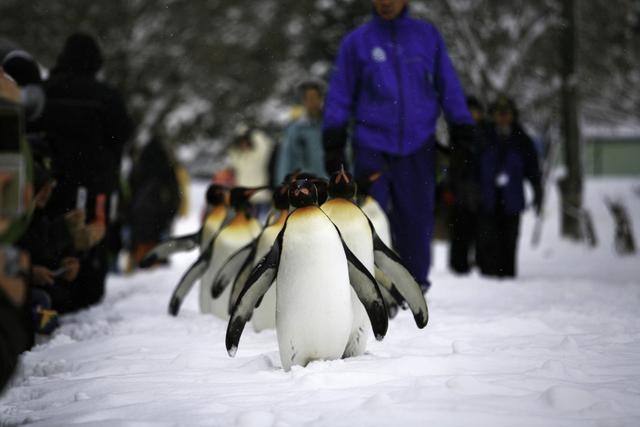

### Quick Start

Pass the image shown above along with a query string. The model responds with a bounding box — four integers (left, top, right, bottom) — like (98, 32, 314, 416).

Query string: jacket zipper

(391, 21, 405, 153)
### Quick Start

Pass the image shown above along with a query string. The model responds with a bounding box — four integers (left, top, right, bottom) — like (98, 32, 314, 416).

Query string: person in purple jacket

(323, 0, 476, 291)
(476, 96, 542, 278)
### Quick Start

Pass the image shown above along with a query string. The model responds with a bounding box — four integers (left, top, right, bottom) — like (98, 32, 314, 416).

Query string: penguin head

(284, 171, 328, 205)
(206, 184, 228, 207)
(272, 184, 290, 211)
(312, 179, 329, 205)
(230, 186, 268, 211)
(328, 166, 357, 200)
(288, 179, 318, 208)
(355, 171, 384, 199)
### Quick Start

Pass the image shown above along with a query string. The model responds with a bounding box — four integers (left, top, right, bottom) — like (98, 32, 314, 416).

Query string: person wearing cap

(274, 80, 326, 184)
(322, 0, 477, 291)
(2, 50, 45, 124)
(476, 95, 542, 278)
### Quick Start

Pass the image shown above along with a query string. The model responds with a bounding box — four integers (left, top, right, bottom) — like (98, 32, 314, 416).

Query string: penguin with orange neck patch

(356, 172, 392, 248)
(226, 179, 388, 371)
(211, 183, 291, 331)
(139, 184, 229, 268)
(322, 167, 429, 339)
(168, 186, 264, 317)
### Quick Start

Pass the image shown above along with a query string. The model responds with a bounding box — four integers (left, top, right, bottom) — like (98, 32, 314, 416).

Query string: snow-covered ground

(2, 178, 640, 427)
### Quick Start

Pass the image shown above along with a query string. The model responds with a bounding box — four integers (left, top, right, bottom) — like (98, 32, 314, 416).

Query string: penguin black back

(272, 184, 290, 211)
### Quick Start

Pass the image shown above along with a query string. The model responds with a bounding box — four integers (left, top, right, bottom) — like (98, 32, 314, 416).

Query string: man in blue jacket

(323, 0, 475, 291)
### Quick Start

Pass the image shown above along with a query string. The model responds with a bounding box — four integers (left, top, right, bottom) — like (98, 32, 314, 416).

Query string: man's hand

(62, 257, 80, 282)
(32, 266, 55, 286)
(324, 148, 346, 176)
(322, 127, 348, 175)
(533, 186, 544, 216)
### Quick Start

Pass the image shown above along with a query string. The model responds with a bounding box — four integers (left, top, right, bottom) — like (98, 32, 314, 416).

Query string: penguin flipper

(375, 267, 407, 308)
(228, 243, 259, 314)
(341, 241, 388, 341)
(168, 244, 212, 316)
(375, 267, 405, 319)
(139, 231, 201, 268)
(211, 240, 257, 299)
(370, 224, 429, 329)
(226, 230, 283, 357)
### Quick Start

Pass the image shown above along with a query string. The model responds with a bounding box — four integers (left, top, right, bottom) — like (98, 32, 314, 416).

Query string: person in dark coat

(448, 96, 485, 274)
(2, 50, 45, 126)
(0, 249, 29, 392)
(15, 163, 84, 316)
(322, 0, 476, 291)
(476, 96, 542, 278)
(42, 33, 132, 306)
(128, 136, 181, 266)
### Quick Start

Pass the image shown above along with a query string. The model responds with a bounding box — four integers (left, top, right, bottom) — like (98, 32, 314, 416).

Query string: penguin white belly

(251, 226, 282, 332)
(322, 200, 373, 358)
(361, 197, 392, 247)
(200, 221, 260, 318)
(200, 222, 218, 252)
(276, 211, 353, 371)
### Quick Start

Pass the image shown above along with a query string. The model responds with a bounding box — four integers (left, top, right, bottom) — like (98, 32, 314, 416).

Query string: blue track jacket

(324, 7, 473, 155)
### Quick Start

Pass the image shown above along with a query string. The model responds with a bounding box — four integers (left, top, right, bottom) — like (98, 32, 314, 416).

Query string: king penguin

(354, 172, 402, 317)
(168, 186, 263, 317)
(356, 172, 392, 248)
(211, 183, 291, 331)
(321, 168, 375, 358)
(200, 184, 231, 250)
(225, 179, 388, 371)
(139, 184, 229, 268)
(323, 168, 429, 331)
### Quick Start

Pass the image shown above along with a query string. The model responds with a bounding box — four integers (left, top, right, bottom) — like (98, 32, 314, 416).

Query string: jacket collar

(372, 5, 410, 28)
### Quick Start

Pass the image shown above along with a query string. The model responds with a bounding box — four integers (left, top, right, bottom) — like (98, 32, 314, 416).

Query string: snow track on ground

(1, 179, 639, 427)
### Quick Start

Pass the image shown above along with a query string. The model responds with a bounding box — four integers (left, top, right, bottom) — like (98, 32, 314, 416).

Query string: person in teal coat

(274, 80, 326, 184)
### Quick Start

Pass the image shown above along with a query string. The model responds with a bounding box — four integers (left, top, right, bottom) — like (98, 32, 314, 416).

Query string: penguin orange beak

(294, 187, 310, 197)
(335, 164, 350, 184)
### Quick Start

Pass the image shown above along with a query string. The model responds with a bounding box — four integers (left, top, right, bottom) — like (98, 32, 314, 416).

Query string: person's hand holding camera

(32, 265, 55, 286)
(62, 257, 80, 282)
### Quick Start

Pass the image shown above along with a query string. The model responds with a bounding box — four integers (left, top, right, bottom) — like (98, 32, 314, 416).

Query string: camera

(0, 245, 21, 277)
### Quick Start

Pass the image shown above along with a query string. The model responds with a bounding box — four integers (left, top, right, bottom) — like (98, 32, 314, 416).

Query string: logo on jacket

(371, 47, 387, 63)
